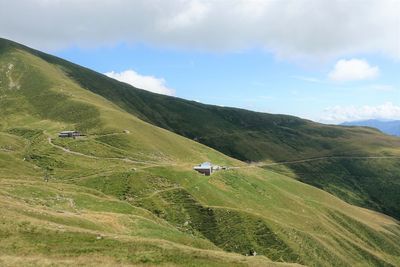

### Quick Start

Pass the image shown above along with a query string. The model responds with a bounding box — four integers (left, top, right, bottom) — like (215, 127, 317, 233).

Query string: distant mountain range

(341, 119, 400, 136)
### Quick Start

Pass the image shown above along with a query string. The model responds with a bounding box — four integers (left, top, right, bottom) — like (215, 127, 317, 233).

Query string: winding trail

(226, 155, 400, 170)
(250, 155, 400, 168)
(47, 135, 400, 170)
(47, 137, 169, 168)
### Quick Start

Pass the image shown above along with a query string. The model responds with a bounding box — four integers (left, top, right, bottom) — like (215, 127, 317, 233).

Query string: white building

(58, 131, 82, 138)
(193, 162, 213, 176)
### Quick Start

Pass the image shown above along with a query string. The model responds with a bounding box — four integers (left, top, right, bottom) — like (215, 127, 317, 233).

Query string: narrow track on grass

(47, 133, 400, 171)
(246, 155, 400, 168)
(134, 187, 183, 201)
(47, 137, 168, 168)
(226, 155, 400, 171)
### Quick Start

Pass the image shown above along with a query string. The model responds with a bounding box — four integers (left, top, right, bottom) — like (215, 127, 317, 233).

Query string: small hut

(58, 131, 82, 138)
(193, 162, 213, 176)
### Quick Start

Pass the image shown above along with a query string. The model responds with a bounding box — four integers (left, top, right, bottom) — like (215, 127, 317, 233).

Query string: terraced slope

(0, 38, 400, 266)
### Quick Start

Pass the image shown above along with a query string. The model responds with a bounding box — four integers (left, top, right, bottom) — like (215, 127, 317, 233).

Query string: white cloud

(104, 70, 175, 96)
(0, 0, 399, 60)
(321, 102, 400, 123)
(328, 59, 379, 82)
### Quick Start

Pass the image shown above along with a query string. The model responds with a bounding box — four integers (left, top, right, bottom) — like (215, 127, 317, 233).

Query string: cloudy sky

(1, 0, 399, 123)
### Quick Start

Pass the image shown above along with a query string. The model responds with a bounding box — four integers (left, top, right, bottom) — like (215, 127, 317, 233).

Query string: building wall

(195, 168, 212, 176)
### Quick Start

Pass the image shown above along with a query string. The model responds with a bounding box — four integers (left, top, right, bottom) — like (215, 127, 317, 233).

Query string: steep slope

(2, 38, 399, 220)
(0, 38, 400, 266)
(3, 38, 400, 163)
(266, 158, 400, 221)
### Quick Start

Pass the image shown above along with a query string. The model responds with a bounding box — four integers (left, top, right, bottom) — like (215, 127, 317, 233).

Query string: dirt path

(135, 187, 183, 201)
(47, 134, 400, 171)
(47, 137, 166, 167)
(254, 155, 400, 167)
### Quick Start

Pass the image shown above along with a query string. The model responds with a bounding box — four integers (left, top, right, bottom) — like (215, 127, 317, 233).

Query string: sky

(1, 0, 399, 123)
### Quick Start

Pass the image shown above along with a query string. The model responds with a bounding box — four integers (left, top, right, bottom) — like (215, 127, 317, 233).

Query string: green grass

(75, 166, 400, 266)
(268, 158, 400, 220)
(2, 37, 399, 222)
(0, 37, 400, 266)
(0, 220, 267, 266)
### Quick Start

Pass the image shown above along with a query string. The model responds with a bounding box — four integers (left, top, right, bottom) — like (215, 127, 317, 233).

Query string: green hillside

(2, 38, 399, 221)
(0, 38, 400, 266)
(267, 158, 400, 220)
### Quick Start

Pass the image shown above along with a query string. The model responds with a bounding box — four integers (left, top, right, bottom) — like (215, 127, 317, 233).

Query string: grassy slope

(267, 158, 400, 220)
(3, 38, 399, 163)
(0, 39, 399, 266)
(2, 38, 399, 221)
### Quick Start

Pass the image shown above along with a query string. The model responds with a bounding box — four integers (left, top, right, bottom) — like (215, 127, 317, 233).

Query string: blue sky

(1, 0, 399, 123)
